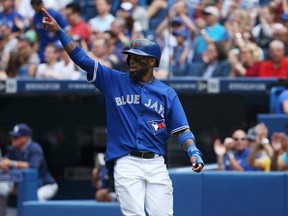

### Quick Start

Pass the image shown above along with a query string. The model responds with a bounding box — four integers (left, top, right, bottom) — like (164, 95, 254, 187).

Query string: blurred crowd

(0, 0, 288, 80)
(213, 123, 288, 171)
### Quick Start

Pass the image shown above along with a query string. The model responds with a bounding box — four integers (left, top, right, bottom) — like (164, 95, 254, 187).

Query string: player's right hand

(41, 8, 61, 33)
(190, 156, 203, 173)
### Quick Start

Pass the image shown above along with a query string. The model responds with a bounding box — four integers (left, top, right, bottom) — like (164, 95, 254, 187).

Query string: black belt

(130, 151, 159, 159)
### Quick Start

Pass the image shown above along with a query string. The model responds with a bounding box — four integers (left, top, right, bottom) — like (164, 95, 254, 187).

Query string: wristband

(178, 131, 195, 146)
(57, 29, 73, 47)
(186, 145, 204, 166)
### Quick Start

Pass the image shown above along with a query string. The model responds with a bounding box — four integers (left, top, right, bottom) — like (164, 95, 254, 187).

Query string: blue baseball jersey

(91, 64, 190, 163)
(224, 148, 257, 171)
(69, 46, 191, 165)
(33, 9, 69, 62)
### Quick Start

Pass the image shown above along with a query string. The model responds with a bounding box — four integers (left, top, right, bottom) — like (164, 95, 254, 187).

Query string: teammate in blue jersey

(31, 0, 70, 62)
(42, 8, 204, 216)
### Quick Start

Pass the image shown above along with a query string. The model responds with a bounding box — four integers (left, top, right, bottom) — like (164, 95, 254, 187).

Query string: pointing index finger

(41, 8, 52, 20)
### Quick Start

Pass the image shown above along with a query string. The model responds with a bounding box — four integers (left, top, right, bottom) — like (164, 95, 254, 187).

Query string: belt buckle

(141, 152, 145, 158)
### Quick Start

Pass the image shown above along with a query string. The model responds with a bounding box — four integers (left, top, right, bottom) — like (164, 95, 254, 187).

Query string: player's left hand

(190, 156, 203, 173)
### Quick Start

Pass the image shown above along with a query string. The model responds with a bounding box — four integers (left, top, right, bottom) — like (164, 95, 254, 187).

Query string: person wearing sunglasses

(214, 129, 256, 171)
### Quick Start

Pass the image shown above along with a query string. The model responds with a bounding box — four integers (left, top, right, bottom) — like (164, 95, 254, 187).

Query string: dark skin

(41, 8, 203, 173)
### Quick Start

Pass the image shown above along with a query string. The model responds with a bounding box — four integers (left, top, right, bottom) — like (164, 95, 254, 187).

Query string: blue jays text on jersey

(68, 46, 191, 165)
(115, 95, 165, 117)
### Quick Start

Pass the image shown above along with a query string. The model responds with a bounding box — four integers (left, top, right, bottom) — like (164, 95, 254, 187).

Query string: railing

(0, 78, 280, 94)
(0, 169, 37, 216)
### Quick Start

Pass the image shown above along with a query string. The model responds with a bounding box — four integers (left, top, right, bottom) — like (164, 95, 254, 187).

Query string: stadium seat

(269, 86, 285, 113)
(257, 114, 288, 137)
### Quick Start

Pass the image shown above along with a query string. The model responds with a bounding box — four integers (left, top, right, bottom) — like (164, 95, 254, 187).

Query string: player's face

(128, 54, 152, 82)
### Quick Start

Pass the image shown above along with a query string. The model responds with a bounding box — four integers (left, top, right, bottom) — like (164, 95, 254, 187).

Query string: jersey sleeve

(69, 46, 123, 94)
(27, 145, 44, 169)
(88, 63, 121, 94)
(167, 90, 190, 134)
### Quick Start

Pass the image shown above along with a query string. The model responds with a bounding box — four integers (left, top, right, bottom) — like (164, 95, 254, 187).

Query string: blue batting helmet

(122, 38, 161, 66)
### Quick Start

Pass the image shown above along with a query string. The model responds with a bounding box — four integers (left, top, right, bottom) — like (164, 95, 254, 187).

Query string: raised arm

(41, 8, 95, 77)
(42, 8, 76, 53)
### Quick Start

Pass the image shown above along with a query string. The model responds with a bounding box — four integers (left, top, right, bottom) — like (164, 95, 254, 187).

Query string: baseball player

(42, 8, 204, 216)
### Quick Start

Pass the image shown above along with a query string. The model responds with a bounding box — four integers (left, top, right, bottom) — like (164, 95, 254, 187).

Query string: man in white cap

(193, 5, 229, 62)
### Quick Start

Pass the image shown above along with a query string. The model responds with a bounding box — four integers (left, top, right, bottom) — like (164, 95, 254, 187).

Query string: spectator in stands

(15, 34, 40, 79)
(15, 0, 72, 23)
(31, 0, 70, 62)
(224, 8, 254, 51)
(116, 2, 144, 42)
(125, 0, 149, 32)
(189, 41, 232, 78)
(275, 89, 288, 114)
(229, 42, 262, 77)
(270, 132, 288, 171)
(65, 3, 90, 44)
(214, 129, 256, 171)
(147, 0, 168, 32)
(0, 0, 26, 33)
(88, 0, 115, 37)
(273, 23, 288, 52)
(193, 5, 229, 62)
(258, 40, 288, 78)
(102, 30, 127, 71)
(239, 39, 288, 77)
(246, 123, 274, 172)
(214, 137, 233, 171)
(252, 4, 278, 59)
(156, 0, 195, 77)
(4, 33, 38, 80)
(88, 37, 116, 68)
(48, 40, 82, 80)
(0, 23, 18, 72)
(4, 51, 20, 78)
(14, 0, 35, 23)
(170, 28, 190, 76)
(35, 43, 59, 79)
(91, 153, 117, 202)
(0, 123, 58, 216)
(110, 18, 130, 49)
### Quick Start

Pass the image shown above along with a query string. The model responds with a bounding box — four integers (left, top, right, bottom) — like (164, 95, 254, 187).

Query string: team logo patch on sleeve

(148, 119, 166, 134)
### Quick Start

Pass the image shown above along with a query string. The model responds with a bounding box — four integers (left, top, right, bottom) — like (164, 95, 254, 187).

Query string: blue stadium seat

(270, 86, 285, 113)
(257, 114, 288, 137)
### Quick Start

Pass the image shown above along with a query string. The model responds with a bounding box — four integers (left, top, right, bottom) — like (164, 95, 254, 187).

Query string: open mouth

(129, 67, 137, 72)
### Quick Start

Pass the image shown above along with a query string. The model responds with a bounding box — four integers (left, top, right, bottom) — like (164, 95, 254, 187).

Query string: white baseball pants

(114, 155, 173, 216)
